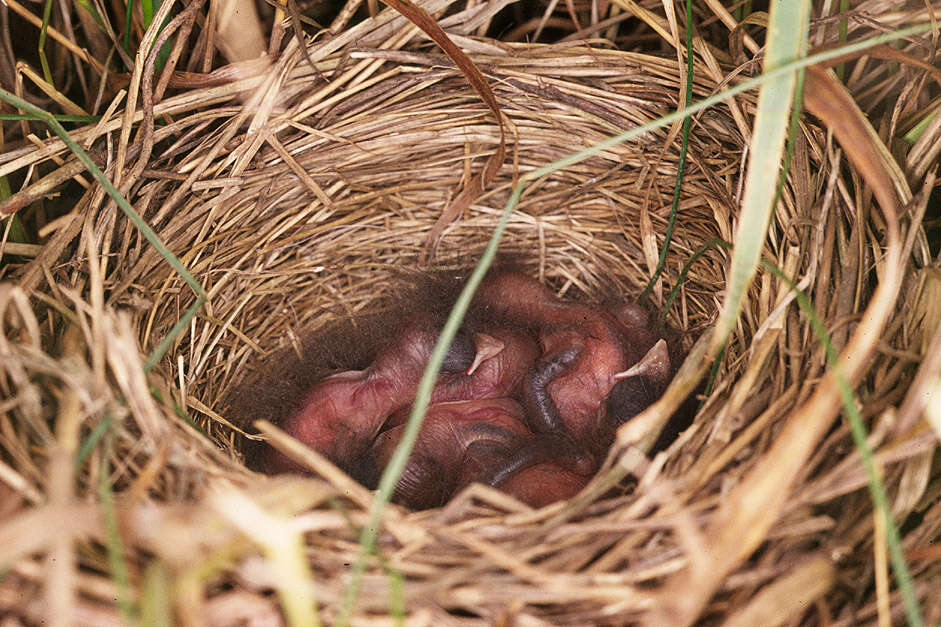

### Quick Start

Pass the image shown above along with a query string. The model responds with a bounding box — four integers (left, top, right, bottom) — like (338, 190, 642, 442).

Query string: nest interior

(1, 3, 940, 625)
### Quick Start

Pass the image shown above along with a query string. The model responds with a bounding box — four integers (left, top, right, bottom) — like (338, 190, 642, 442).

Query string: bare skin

(379, 324, 539, 430)
(485, 346, 598, 500)
(265, 315, 506, 473)
(477, 272, 646, 445)
(262, 271, 678, 511)
(469, 272, 675, 501)
(264, 316, 540, 475)
(495, 462, 594, 508)
(606, 339, 673, 425)
(372, 397, 595, 509)
(370, 398, 533, 509)
(429, 325, 539, 405)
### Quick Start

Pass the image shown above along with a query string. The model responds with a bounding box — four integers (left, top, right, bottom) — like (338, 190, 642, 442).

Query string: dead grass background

(0, 0, 939, 625)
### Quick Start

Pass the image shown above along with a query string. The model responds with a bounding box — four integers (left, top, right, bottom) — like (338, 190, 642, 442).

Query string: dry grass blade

(720, 555, 835, 627)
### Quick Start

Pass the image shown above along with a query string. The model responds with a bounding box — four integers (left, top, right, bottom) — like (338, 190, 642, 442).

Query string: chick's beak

(466, 332, 505, 375)
(613, 338, 670, 384)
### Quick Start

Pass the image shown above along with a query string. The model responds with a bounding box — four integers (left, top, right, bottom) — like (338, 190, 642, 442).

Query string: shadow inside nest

(226, 265, 697, 511)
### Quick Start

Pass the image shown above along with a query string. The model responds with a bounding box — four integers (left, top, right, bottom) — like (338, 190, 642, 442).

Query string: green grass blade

(139, 561, 172, 627)
(124, 0, 134, 52)
(38, 0, 54, 84)
(0, 88, 207, 370)
(140, 0, 174, 71)
(903, 107, 938, 144)
(709, 0, 810, 357)
(837, 0, 849, 81)
(659, 237, 731, 326)
(74, 413, 113, 469)
(73, 0, 106, 29)
(762, 261, 924, 626)
(141, 0, 155, 24)
(337, 184, 526, 626)
(144, 297, 206, 371)
(640, 0, 695, 302)
(0, 113, 100, 122)
(98, 437, 137, 621)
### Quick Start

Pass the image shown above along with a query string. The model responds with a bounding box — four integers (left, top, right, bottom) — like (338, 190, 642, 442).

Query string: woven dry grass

(1, 0, 940, 625)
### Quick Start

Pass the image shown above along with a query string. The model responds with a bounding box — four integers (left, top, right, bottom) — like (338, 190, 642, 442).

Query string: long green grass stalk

(762, 261, 923, 625)
(336, 182, 528, 627)
(0, 113, 99, 122)
(98, 435, 137, 622)
(38, 0, 54, 83)
(708, 0, 810, 360)
(666, 233, 923, 623)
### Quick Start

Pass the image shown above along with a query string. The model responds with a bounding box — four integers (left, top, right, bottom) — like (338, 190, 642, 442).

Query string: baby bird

(429, 324, 539, 405)
(263, 315, 498, 474)
(476, 271, 664, 449)
(263, 314, 540, 476)
(371, 396, 595, 509)
(369, 397, 533, 509)
(606, 338, 673, 425)
(247, 269, 682, 511)
(493, 462, 595, 508)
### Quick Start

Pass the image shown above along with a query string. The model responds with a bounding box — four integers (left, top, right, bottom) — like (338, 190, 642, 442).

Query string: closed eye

(440, 327, 476, 373)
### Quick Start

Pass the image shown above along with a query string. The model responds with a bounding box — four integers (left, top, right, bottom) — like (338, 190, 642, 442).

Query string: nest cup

(141, 45, 730, 460)
(2, 17, 938, 625)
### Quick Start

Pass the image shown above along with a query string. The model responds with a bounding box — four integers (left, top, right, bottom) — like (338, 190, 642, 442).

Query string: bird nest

(1, 2, 939, 624)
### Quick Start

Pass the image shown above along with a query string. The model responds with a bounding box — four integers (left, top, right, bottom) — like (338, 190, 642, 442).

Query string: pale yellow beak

(466, 332, 505, 375)
(613, 339, 670, 383)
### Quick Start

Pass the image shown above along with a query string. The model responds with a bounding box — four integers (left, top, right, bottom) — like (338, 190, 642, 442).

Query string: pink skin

(264, 316, 539, 475)
(471, 272, 676, 500)
(263, 316, 441, 473)
(535, 306, 631, 443)
(383, 325, 540, 430)
(371, 398, 534, 509)
(263, 271, 674, 511)
(445, 325, 540, 400)
(477, 272, 657, 445)
(373, 397, 594, 509)
(607, 301, 660, 360)
(495, 463, 593, 508)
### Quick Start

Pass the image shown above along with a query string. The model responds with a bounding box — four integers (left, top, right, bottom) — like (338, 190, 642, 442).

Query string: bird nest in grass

(1, 3, 940, 625)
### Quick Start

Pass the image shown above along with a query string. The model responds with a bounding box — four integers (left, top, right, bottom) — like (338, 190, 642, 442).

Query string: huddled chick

(243, 270, 681, 509)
